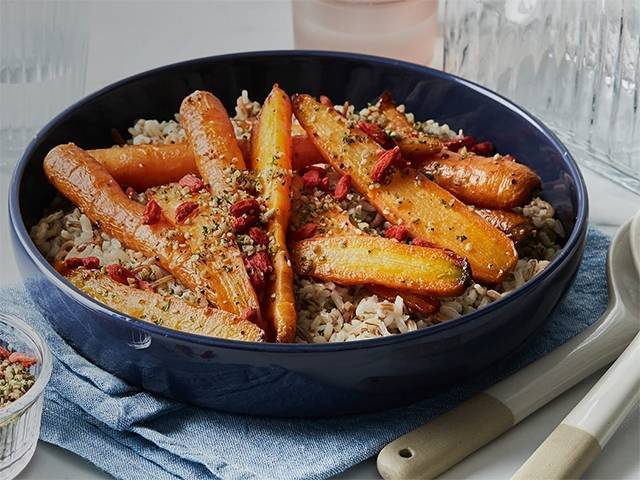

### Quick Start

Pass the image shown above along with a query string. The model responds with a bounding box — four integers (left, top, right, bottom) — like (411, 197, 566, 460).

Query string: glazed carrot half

(88, 133, 323, 190)
(43, 144, 264, 337)
(378, 93, 541, 209)
(291, 235, 469, 296)
(148, 183, 262, 322)
(424, 151, 542, 209)
(248, 85, 297, 342)
(292, 94, 517, 284)
(378, 91, 443, 162)
(67, 270, 263, 342)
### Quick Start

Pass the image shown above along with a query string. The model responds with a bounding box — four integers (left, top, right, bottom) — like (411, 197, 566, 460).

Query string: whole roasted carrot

(249, 85, 297, 343)
(43, 143, 265, 331)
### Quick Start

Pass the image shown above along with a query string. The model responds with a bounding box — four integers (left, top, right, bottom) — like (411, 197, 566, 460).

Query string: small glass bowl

(0, 313, 52, 480)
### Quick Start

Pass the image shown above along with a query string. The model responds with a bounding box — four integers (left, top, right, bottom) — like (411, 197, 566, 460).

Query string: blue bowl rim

(8, 49, 589, 353)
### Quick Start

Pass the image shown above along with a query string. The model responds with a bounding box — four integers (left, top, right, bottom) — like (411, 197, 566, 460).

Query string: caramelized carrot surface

(473, 208, 534, 243)
(292, 94, 517, 284)
(67, 270, 263, 342)
(43, 144, 263, 325)
(249, 85, 297, 342)
(291, 235, 469, 297)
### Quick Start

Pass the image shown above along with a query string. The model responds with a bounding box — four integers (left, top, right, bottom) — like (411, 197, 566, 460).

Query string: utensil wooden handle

(513, 331, 640, 479)
(377, 393, 513, 480)
(377, 306, 636, 480)
(511, 424, 601, 480)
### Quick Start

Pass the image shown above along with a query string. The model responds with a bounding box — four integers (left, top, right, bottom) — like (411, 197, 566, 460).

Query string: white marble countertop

(2, 1, 639, 479)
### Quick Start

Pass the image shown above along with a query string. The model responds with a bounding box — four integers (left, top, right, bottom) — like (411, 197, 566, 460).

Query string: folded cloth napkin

(0, 228, 609, 480)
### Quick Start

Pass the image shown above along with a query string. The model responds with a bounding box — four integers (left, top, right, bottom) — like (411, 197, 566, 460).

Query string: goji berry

(371, 146, 401, 183)
(248, 251, 273, 274)
(136, 279, 155, 292)
(232, 215, 259, 234)
(470, 141, 495, 156)
(229, 198, 260, 217)
(175, 201, 199, 224)
(291, 223, 317, 241)
(0, 346, 11, 360)
(334, 175, 351, 200)
(385, 225, 409, 242)
(444, 136, 476, 152)
(248, 227, 269, 246)
(105, 264, 135, 285)
(412, 238, 437, 248)
(357, 121, 388, 146)
(8, 352, 37, 368)
(65, 256, 100, 270)
(142, 199, 162, 225)
(178, 173, 205, 193)
(125, 186, 137, 198)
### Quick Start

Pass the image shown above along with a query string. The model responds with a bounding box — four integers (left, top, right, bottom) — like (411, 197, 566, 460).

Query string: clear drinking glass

(443, 0, 640, 194)
(0, 0, 89, 171)
(293, 0, 440, 65)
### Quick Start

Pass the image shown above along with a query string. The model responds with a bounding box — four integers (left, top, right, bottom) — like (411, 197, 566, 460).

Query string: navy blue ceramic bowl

(9, 51, 588, 417)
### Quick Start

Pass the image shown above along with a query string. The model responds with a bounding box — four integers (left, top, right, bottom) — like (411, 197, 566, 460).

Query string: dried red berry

(8, 352, 37, 368)
(291, 222, 317, 241)
(444, 136, 476, 152)
(319, 95, 334, 108)
(385, 225, 409, 242)
(242, 308, 259, 324)
(136, 279, 155, 292)
(229, 198, 260, 217)
(106, 264, 135, 285)
(80, 256, 101, 270)
(371, 146, 401, 183)
(0, 346, 11, 360)
(248, 227, 269, 246)
(247, 269, 265, 291)
(175, 201, 199, 224)
(65, 256, 101, 270)
(334, 175, 351, 200)
(302, 169, 324, 189)
(232, 215, 259, 234)
(357, 121, 388, 146)
(179, 173, 205, 193)
(470, 141, 495, 156)
(248, 252, 273, 277)
(142, 199, 162, 225)
(412, 238, 438, 248)
(125, 186, 137, 198)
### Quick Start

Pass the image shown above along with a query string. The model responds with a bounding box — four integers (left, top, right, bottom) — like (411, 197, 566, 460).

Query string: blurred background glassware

(0, 313, 51, 480)
(443, 0, 640, 194)
(0, 0, 89, 171)
(293, 0, 439, 65)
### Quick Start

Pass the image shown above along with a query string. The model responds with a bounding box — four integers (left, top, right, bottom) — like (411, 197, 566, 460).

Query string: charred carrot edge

(292, 94, 518, 284)
(473, 208, 534, 243)
(291, 235, 470, 297)
(148, 184, 262, 322)
(378, 91, 443, 162)
(367, 285, 440, 316)
(67, 269, 263, 342)
(250, 85, 297, 343)
(43, 144, 265, 332)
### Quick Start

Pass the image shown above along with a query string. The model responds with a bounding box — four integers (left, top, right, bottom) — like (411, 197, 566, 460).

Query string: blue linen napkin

(1, 228, 609, 480)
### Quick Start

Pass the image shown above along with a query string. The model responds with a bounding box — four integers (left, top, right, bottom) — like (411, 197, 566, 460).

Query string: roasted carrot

(473, 208, 534, 243)
(148, 183, 262, 322)
(67, 269, 263, 342)
(249, 85, 297, 342)
(378, 91, 443, 163)
(43, 144, 263, 325)
(423, 151, 541, 209)
(291, 235, 469, 297)
(366, 285, 440, 316)
(292, 94, 517, 284)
